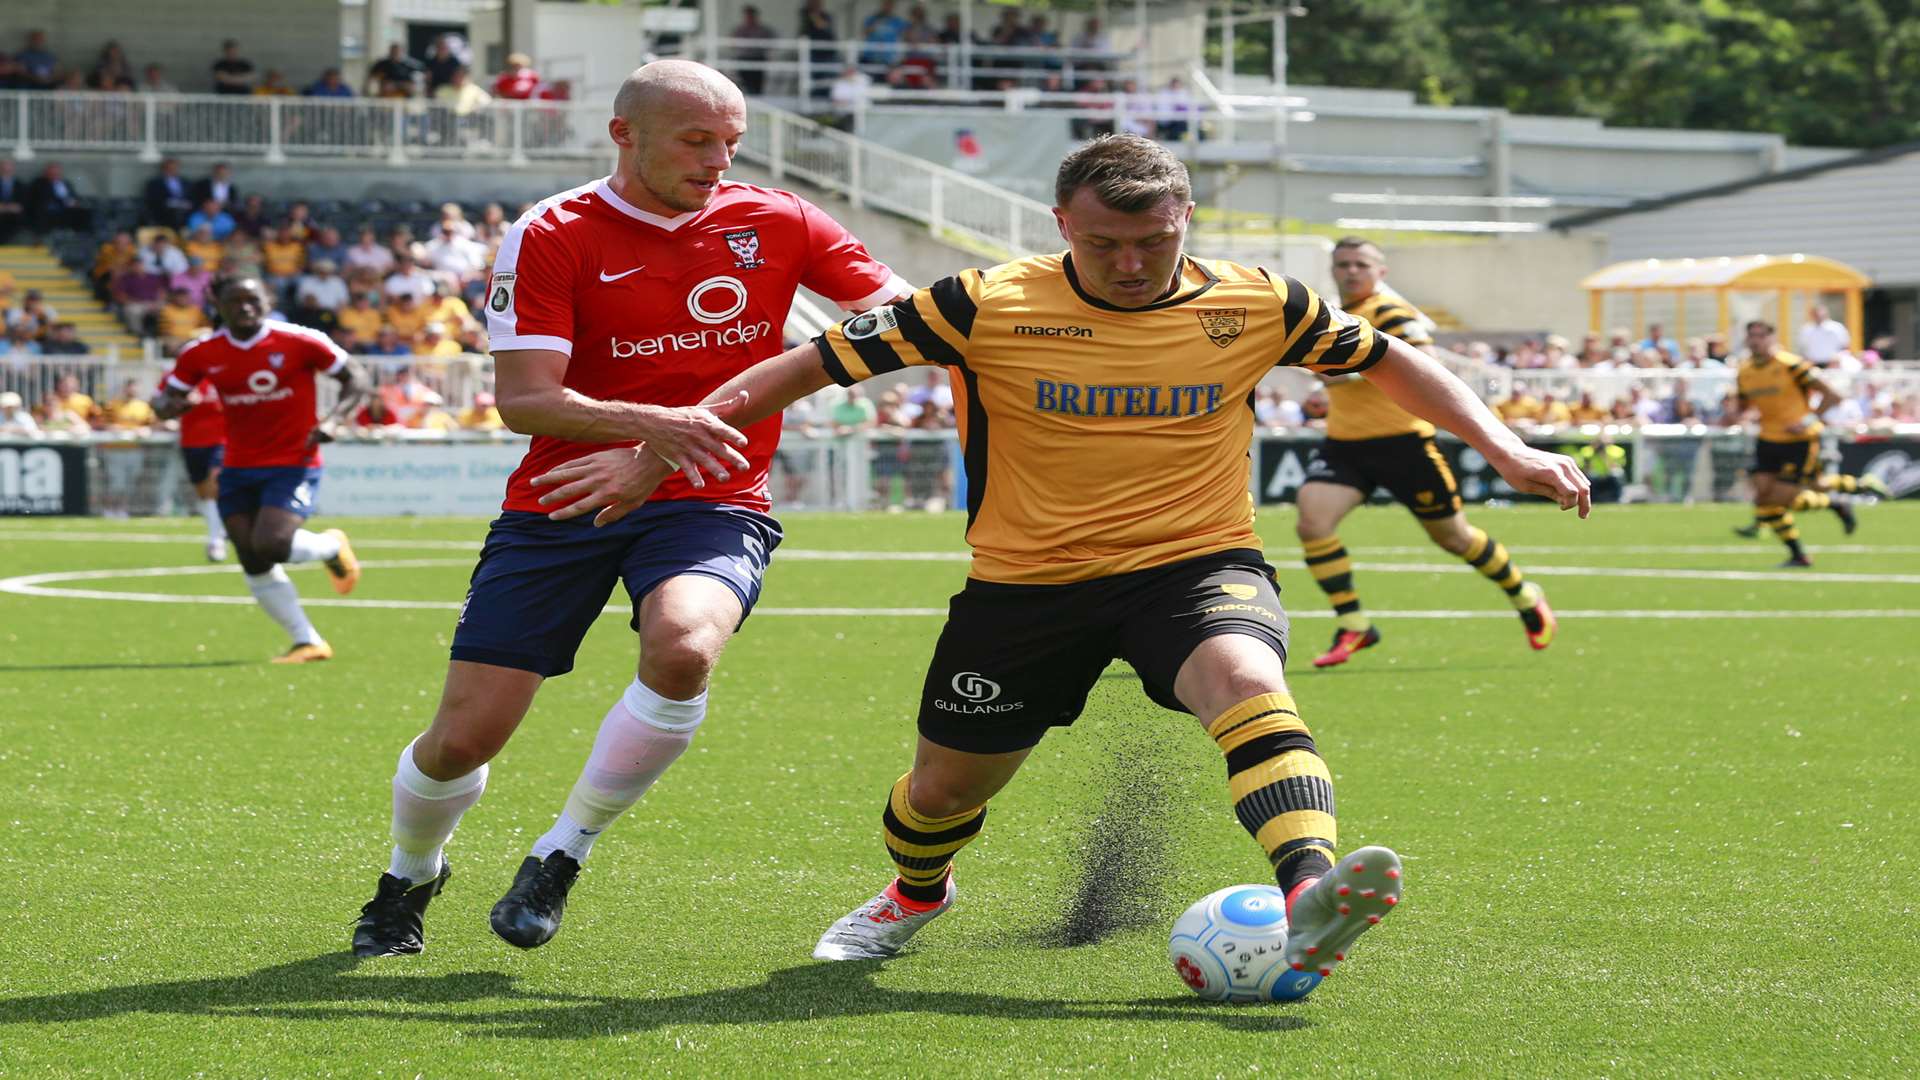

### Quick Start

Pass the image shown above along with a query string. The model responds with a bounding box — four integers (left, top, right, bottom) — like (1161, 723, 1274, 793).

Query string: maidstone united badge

(725, 229, 765, 270)
(1196, 308, 1246, 348)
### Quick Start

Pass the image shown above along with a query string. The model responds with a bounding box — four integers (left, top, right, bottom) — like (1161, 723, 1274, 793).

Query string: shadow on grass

(0, 661, 255, 673)
(0, 951, 1309, 1037)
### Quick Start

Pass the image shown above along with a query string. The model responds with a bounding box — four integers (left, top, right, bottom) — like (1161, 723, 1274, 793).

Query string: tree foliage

(1217, 0, 1920, 148)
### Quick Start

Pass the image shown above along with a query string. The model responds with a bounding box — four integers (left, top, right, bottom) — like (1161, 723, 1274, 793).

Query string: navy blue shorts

(181, 444, 225, 485)
(449, 502, 784, 678)
(218, 466, 322, 519)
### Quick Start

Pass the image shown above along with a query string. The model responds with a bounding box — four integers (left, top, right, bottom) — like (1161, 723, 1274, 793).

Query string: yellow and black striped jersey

(814, 252, 1388, 584)
(1737, 350, 1821, 441)
(1323, 291, 1434, 442)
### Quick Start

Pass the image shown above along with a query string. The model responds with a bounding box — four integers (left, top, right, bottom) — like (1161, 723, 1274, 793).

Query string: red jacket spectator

(492, 53, 540, 100)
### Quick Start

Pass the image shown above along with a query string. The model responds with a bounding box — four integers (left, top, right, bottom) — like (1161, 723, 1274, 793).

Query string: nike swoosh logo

(598, 266, 645, 282)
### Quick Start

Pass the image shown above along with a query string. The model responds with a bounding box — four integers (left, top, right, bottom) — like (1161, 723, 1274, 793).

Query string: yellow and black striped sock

(1823, 474, 1859, 493)
(1792, 490, 1832, 511)
(1757, 505, 1805, 557)
(1461, 527, 1535, 610)
(1302, 536, 1368, 630)
(882, 773, 984, 904)
(1208, 693, 1335, 894)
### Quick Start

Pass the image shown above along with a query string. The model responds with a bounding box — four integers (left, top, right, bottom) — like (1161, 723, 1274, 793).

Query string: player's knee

(1427, 522, 1472, 555)
(235, 547, 274, 575)
(415, 725, 507, 777)
(907, 770, 984, 820)
(639, 631, 724, 699)
(255, 535, 294, 564)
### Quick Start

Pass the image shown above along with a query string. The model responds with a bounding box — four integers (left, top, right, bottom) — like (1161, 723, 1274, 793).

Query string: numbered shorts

(916, 549, 1289, 754)
(1304, 433, 1462, 520)
(1753, 437, 1820, 482)
(181, 443, 224, 485)
(449, 501, 782, 678)
(218, 465, 321, 519)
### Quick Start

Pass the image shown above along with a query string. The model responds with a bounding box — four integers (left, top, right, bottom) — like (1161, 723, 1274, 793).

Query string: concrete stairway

(0, 245, 144, 358)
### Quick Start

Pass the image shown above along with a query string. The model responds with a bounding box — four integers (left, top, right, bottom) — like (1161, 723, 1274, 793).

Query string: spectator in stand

(1026, 14, 1060, 70)
(0, 391, 38, 436)
(187, 198, 237, 241)
(423, 220, 488, 283)
(170, 255, 216, 309)
(1541, 334, 1573, 369)
(344, 225, 396, 279)
(729, 9, 777, 95)
(191, 162, 239, 210)
(260, 226, 307, 298)
(0, 54, 28, 92)
(1577, 332, 1606, 366)
(88, 42, 135, 91)
(42, 322, 89, 356)
(1154, 76, 1195, 140)
(829, 65, 871, 129)
(221, 228, 264, 278)
(7, 289, 56, 338)
(139, 63, 179, 94)
(306, 67, 353, 98)
(861, 0, 911, 66)
(335, 291, 383, 347)
(294, 259, 348, 330)
(384, 252, 436, 302)
(1569, 391, 1607, 424)
(1636, 322, 1678, 360)
(36, 390, 91, 434)
(413, 321, 463, 359)
(474, 202, 508, 245)
(156, 287, 209, 352)
(0, 160, 24, 244)
(1533, 392, 1573, 427)
(424, 37, 465, 95)
(253, 69, 295, 96)
(112, 260, 165, 334)
(16, 30, 60, 90)
(1704, 332, 1730, 362)
(211, 39, 256, 95)
(435, 202, 476, 240)
(283, 201, 317, 242)
(1071, 17, 1112, 78)
(143, 158, 193, 228)
(355, 394, 403, 429)
(426, 281, 478, 335)
(141, 232, 188, 276)
(28, 162, 87, 232)
(458, 390, 503, 430)
(1796, 304, 1850, 366)
(367, 43, 423, 97)
(53, 374, 96, 424)
(307, 225, 347, 268)
(232, 193, 270, 238)
(3, 323, 41, 358)
(105, 378, 157, 430)
(434, 67, 492, 116)
(384, 290, 430, 341)
(492, 53, 541, 101)
(801, 0, 838, 92)
(832, 385, 878, 433)
(367, 326, 411, 357)
(1072, 78, 1115, 139)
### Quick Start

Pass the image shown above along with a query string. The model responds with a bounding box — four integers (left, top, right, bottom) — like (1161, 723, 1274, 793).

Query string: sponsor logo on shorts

(1203, 602, 1279, 623)
(937, 671, 1025, 714)
(1219, 583, 1258, 600)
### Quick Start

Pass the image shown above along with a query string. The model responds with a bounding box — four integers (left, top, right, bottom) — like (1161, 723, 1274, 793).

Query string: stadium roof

(1579, 254, 1871, 292)
(1551, 139, 1920, 230)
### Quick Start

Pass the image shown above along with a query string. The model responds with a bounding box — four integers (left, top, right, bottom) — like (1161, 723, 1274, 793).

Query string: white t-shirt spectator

(142, 243, 189, 277)
(830, 70, 871, 113)
(423, 233, 489, 279)
(1796, 316, 1850, 363)
(384, 267, 438, 302)
(345, 240, 396, 276)
(296, 271, 350, 312)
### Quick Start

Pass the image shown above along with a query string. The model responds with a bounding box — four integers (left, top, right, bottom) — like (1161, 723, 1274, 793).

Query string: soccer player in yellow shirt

(533, 136, 1590, 983)
(1734, 320, 1881, 565)
(1296, 238, 1556, 668)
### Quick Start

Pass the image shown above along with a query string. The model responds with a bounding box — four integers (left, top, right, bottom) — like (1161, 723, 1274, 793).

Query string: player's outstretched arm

(311, 358, 374, 446)
(494, 348, 753, 485)
(150, 384, 192, 421)
(531, 341, 837, 526)
(1362, 336, 1592, 517)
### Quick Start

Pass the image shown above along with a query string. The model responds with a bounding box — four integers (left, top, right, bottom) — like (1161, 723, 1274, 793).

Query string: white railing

(3, 353, 495, 418)
(2, 90, 608, 166)
(738, 99, 1055, 260)
(666, 35, 1145, 101)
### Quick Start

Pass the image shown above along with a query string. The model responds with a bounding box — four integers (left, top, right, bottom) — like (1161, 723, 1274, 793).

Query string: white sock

(530, 677, 706, 863)
(286, 528, 340, 564)
(244, 566, 319, 645)
(388, 737, 488, 882)
(199, 498, 224, 541)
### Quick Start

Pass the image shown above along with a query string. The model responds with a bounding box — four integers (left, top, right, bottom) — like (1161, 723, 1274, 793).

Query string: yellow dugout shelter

(1581, 254, 1870, 351)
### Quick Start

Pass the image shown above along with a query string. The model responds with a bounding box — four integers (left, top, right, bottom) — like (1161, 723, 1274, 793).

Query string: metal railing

(667, 35, 1145, 101)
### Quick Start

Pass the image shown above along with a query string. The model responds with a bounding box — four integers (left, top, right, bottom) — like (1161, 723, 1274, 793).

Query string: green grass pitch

(1, 504, 1915, 1077)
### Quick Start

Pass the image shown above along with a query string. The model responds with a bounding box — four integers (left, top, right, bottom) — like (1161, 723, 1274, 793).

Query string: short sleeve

(1789, 359, 1817, 387)
(164, 343, 206, 392)
(812, 272, 979, 386)
(1270, 274, 1388, 376)
(306, 331, 350, 374)
(486, 214, 575, 355)
(796, 196, 910, 311)
(1371, 302, 1433, 347)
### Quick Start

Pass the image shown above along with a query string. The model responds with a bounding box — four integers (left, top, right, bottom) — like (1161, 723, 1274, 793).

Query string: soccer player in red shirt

(349, 60, 910, 958)
(170, 375, 229, 562)
(154, 278, 372, 663)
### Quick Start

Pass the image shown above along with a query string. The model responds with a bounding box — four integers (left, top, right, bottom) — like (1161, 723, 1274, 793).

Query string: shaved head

(613, 60, 744, 130)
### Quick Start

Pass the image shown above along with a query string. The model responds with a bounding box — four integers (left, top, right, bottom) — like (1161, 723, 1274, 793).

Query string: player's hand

(531, 445, 675, 526)
(632, 392, 752, 489)
(307, 423, 337, 449)
(1785, 417, 1812, 435)
(1490, 444, 1592, 518)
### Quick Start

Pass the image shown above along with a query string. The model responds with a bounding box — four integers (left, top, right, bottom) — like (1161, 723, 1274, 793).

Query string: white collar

(220, 325, 271, 350)
(592, 177, 717, 232)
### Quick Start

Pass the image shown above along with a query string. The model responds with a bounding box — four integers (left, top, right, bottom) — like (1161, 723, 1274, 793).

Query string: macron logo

(598, 266, 645, 282)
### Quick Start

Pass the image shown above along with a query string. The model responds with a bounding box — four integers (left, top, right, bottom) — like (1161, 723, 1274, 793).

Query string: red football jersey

(165, 321, 348, 468)
(174, 378, 226, 449)
(485, 177, 906, 513)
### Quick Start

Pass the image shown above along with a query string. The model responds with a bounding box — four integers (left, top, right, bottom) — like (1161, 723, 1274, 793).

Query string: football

(1169, 885, 1322, 1003)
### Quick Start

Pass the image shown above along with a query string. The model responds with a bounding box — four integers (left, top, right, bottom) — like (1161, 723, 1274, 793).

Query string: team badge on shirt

(489, 272, 517, 314)
(725, 229, 765, 270)
(843, 307, 898, 340)
(268, 353, 285, 369)
(1196, 308, 1246, 348)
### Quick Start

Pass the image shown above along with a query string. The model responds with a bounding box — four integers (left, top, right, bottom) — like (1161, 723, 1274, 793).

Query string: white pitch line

(3, 563, 1917, 619)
